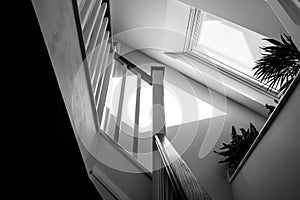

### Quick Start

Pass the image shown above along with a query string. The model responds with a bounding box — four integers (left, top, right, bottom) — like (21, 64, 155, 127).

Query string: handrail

(151, 66, 211, 200)
(154, 134, 212, 200)
(114, 52, 153, 85)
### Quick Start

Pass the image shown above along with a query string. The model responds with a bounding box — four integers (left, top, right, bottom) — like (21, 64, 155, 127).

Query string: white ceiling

(110, 0, 190, 52)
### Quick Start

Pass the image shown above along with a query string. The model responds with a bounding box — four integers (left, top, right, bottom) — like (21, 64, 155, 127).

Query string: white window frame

(184, 8, 281, 99)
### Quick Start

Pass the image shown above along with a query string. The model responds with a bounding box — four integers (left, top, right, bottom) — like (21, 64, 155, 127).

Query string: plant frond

(253, 34, 300, 92)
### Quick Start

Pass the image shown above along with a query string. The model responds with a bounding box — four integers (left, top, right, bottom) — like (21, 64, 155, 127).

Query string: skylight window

(185, 9, 280, 94)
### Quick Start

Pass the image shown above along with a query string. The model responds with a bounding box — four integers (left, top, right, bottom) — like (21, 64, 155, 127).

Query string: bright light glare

(195, 12, 269, 78)
(198, 21, 254, 70)
(106, 76, 226, 133)
(175, 58, 196, 71)
(128, 83, 183, 132)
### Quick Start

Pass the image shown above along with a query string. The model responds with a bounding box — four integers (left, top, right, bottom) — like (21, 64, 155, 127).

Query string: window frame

(184, 8, 281, 99)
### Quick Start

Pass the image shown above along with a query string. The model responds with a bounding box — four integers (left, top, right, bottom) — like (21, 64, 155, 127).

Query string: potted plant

(253, 33, 300, 94)
(214, 123, 259, 177)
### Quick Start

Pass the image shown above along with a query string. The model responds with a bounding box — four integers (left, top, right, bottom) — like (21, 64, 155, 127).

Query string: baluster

(114, 66, 127, 142)
(133, 74, 142, 158)
(152, 66, 166, 200)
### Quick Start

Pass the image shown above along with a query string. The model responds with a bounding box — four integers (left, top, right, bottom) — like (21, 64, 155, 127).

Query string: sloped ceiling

(110, 0, 190, 52)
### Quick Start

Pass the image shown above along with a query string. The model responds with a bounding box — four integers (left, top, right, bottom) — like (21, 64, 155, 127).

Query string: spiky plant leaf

(240, 128, 248, 139)
(253, 34, 300, 93)
(214, 123, 260, 173)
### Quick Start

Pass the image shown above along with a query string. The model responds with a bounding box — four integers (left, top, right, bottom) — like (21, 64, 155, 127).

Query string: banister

(114, 66, 127, 142)
(75, 2, 212, 198)
(154, 134, 212, 200)
(133, 74, 142, 158)
(152, 66, 168, 200)
(72, 0, 100, 133)
(114, 52, 153, 85)
(151, 66, 212, 200)
(83, 0, 102, 49)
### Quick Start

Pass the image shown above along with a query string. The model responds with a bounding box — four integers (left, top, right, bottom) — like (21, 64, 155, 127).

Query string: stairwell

(31, 0, 300, 199)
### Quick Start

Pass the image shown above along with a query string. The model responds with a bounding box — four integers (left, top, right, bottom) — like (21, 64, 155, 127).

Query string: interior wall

(178, 0, 287, 39)
(266, 0, 300, 49)
(111, 0, 167, 33)
(32, 0, 83, 123)
(231, 78, 300, 199)
(120, 44, 267, 200)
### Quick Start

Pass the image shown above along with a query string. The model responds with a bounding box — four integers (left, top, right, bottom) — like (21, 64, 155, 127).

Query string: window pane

(194, 12, 270, 78)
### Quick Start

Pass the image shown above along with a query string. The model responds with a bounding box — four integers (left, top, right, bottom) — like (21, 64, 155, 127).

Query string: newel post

(152, 66, 166, 200)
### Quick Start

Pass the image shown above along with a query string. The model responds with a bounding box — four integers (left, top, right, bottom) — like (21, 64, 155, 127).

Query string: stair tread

(83, 0, 102, 49)
(80, 0, 95, 28)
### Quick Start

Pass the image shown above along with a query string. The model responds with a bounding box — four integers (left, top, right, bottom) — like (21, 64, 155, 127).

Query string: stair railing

(73, 0, 115, 133)
(73, 1, 213, 199)
(151, 62, 212, 200)
(113, 52, 153, 156)
(73, 0, 153, 177)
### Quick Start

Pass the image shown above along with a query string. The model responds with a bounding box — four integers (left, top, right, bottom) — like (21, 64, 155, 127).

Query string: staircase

(31, 0, 300, 199)
(33, 0, 212, 199)
(76, 0, 213, 199)
(75, 0, 114, 134)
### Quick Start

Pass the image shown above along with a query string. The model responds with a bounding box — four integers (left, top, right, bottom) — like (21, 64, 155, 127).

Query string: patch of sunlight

(194, 12, 269, 78)
(116, 76, 227, 132)
(108, 76, 123, 116)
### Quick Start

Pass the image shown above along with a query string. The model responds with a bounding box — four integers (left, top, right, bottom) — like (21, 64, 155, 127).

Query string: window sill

(173, 52, 276, 118)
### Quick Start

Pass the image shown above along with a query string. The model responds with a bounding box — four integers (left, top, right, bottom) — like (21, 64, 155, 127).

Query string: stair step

(92, 31, 109, 94)
(80, 0, 95, 29)
(95, 43, 111, 109)
(86, 3, 107, 68)
(89, 16, 108, 79)
(87, 2, 107, 54)
(83, 0, 102, 49)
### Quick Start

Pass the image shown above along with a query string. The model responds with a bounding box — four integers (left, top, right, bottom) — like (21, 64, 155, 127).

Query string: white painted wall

(111, 0, 167, 32)
(111, 0, 190, 52)
(231, 78, 300, 200)
(266, 0, 300, 49)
